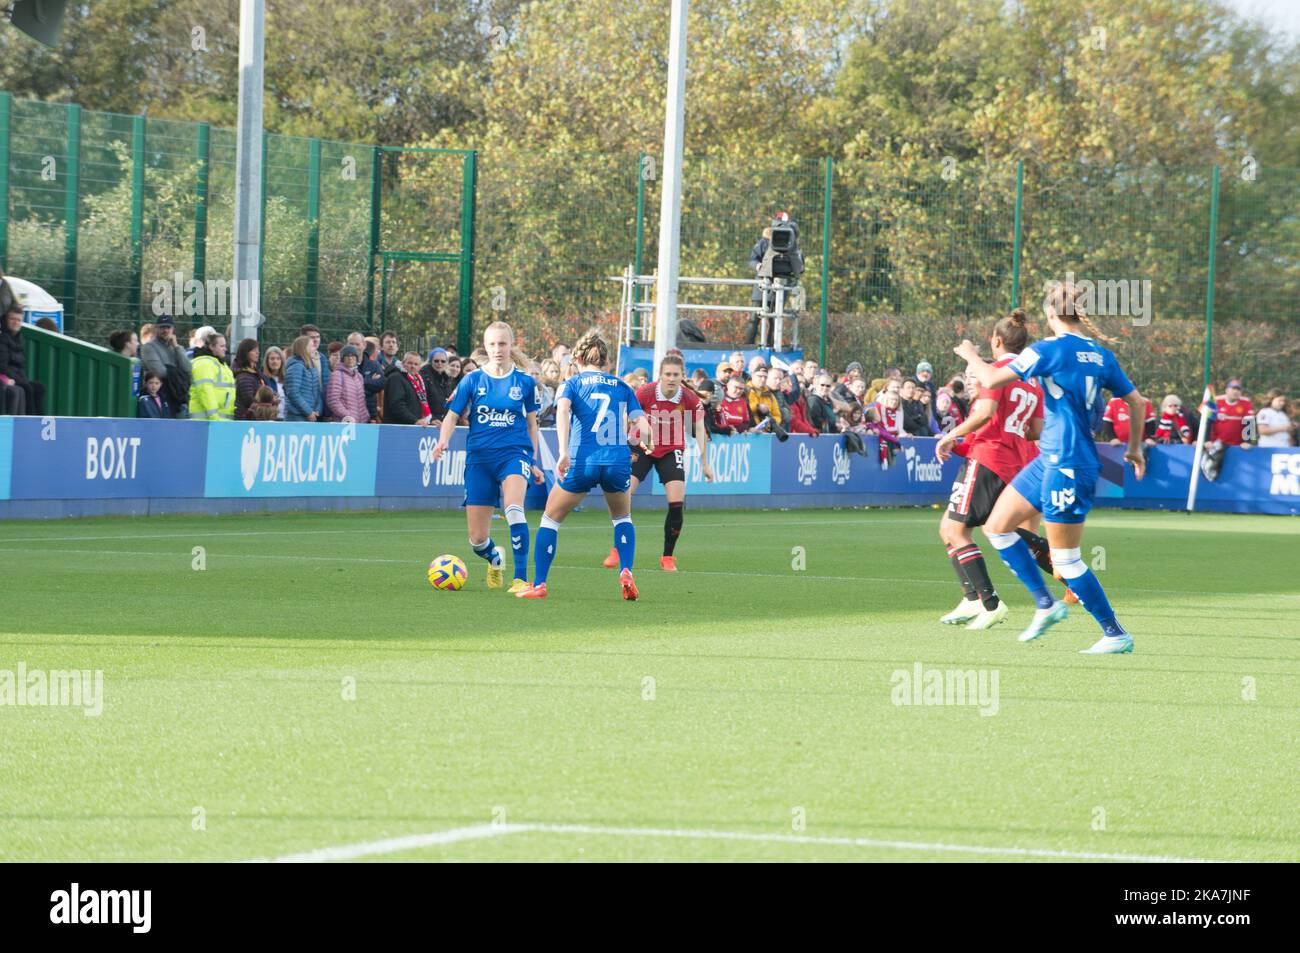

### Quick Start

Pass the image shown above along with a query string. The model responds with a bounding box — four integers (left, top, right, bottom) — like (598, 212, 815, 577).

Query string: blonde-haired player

(431, 321, 544, 591)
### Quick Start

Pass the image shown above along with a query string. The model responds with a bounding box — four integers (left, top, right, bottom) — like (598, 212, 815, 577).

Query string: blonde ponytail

(1076, 313, 1119, 346)
(1044, 280, 1120, 345)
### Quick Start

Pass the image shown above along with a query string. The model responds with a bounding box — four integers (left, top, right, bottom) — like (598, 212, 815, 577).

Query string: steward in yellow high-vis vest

(189, 335, 236, 421)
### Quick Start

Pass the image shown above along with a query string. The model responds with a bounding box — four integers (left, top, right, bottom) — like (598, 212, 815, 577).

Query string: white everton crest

(508, 385, 523, 402)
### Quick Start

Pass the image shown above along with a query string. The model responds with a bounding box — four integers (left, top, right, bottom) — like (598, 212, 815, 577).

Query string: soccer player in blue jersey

(430, 321, 544, 592)
(517, 329, 654, 601)
(955, 281, 1147, 654)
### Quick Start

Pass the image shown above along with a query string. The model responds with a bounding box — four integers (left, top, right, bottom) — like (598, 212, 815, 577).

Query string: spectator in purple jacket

(326, 344, 370, 423)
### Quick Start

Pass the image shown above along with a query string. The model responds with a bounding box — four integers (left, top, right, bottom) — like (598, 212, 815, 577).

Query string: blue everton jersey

(562, 370, 645, 466)
(447, 367, 538, 456)
(1008, 332, 1135, 469)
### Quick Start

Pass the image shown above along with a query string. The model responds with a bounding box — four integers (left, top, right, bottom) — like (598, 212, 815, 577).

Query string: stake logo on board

(831, 442, 852, 485)
(796, 442, 818, 486)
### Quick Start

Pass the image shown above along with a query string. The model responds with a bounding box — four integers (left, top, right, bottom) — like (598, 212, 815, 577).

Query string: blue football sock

(471, 537, 499, 566)
(533, 517, 560, 586)
(987, 532, 1054, 609)
(1054, 551, 1125, 636)
(505, 504, 528, 581)
(613, 515, 635, 572)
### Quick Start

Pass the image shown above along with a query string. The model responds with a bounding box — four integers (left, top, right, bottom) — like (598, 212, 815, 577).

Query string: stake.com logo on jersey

(475, 406, 516, 428)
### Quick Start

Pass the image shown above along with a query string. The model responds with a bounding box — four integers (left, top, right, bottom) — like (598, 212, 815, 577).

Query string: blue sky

(1222, 0, 1300, 37)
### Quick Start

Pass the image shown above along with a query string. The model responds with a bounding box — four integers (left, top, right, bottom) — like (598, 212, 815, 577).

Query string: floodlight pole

(232, 0, 265, 347)
(652, 0, 689, 378)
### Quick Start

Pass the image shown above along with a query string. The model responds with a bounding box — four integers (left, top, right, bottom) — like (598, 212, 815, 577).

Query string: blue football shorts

(1009, 454, 1097, 524)
(559, 459, 632, 495)
(463, 449, 533, 507)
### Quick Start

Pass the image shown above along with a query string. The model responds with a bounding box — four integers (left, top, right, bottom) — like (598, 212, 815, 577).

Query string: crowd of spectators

(2, 307, 1296, 454)
(626, 349, 1298, 461)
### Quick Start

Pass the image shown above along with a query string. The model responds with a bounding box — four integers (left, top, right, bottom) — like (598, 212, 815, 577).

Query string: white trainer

(1017, 601, 1069, 642)
(965, 601, 1009, 630)
(940, 599, 982, 625)
(1080, 634, 1134, 654)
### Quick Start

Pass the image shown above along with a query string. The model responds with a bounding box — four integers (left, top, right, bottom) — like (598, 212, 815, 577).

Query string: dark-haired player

(957, 281, 1148, 654)
(935, 309, 1043, 630)
(602, 354, 714, 572)
(518, 330, 653, 601)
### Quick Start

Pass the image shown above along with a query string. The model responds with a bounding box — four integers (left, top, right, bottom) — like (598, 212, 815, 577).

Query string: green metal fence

(2, 90, 1296, 409)
(625, 154, 1298, 401)
(0, 94, 471, 355)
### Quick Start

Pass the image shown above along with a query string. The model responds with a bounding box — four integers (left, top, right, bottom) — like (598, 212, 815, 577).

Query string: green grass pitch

(0, 507, 1296, 862)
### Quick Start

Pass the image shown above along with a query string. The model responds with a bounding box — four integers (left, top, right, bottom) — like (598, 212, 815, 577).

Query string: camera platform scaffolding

(610, 266, 804, 351)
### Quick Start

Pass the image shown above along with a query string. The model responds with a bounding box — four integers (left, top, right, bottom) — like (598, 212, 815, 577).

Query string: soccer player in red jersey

(1100, 394, 1155, 446)
(1211, 378, 1256, 448)
(603, 354, 714, 571)
(934, 309, 1044, 630)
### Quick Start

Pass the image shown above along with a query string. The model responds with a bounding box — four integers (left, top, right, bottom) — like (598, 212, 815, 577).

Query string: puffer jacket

(747, 384, 782, 426)
(234, 368, 262, 420)
(284, 354, 325, 420)
(326, 363, 370, 423)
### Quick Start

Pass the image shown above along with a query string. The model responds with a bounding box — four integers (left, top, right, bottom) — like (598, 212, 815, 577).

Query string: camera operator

(744, 211, 804, 348)
(745, 225, 774, 346)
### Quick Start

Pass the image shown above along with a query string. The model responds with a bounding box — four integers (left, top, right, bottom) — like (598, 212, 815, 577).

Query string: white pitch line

(258, 821, 1236, 863)
(0, 516, 919, 544)
(259, 823, 514, 862)
(523, 824, 1236, 863)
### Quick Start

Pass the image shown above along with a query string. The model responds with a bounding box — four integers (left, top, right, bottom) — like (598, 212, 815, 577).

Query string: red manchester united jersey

(1103, 396, 1154, 443)
(1212, 397, 1255, 446)
(637, 381, 703, 458)
(966, 354, 1043, 482)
